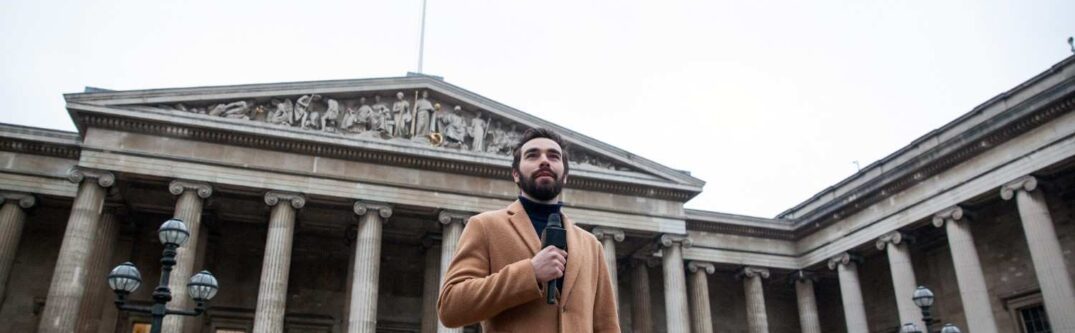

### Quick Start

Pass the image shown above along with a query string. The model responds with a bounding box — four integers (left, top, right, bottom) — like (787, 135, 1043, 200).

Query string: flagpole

(417, 0, 428, 74)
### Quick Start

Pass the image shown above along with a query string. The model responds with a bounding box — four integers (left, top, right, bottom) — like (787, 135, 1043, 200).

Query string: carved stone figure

(295, 94, 320, 126)
(304, 111, 322, 130)
(208, 101, 251, 119)
(414, 90, 435, 136)
(444, 106, 468, 145)
(341, 105, 359, 132)
(371, 95, 392, 134)
(268, 99, 294, 125)
(322, 99, 340, 131)
(392, 92, 412, 137)
(356, 97, 374, 131)
(468, 113, 487, 152)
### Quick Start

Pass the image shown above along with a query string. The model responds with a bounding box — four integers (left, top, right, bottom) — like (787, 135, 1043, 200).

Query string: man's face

(513, 138, 568, 202)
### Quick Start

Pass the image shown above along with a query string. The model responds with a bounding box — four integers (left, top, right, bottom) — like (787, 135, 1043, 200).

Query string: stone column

(163, 180, 213, 333)
(348, 202, 391, 333)
(437, 210, 468, 333)
(75, 211, 120, 333)
(792, 271, 821, 333)
(630, 259, 654, 333)
(876, 231, 924, 329)
(1001, 176, 1075, 332)
(828, 253, 869, 333)
(687, 261, 715, 333)
(420, 235, 441, 333)
(0, 192, 34, 306)
(39, 168, 114, 333)
(738, 266, 771, 333)
(252, 192, 305, 333)
(658, 234, 692, 333)
(932, 206, 999, 333)
(592, 227, 625, 300)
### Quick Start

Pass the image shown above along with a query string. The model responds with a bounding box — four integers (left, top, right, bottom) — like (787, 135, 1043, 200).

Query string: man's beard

(518, 171, 564, 201)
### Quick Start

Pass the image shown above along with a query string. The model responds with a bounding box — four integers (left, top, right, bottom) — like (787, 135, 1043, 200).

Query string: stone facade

(0, 56, 1074, 333)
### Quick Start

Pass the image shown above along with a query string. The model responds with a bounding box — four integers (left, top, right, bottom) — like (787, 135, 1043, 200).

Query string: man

(438, 128, 620, 333)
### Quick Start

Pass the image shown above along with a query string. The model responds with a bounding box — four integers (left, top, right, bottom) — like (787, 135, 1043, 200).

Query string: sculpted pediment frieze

(143, 89, 634, 173)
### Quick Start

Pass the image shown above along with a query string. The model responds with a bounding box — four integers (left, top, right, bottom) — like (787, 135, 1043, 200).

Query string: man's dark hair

(511, 127, 570, 176)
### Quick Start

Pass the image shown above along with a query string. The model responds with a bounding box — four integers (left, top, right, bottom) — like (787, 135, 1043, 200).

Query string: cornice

(73, 113, 696, 202)
(685, 219, 795, 240)
(0, 137, 80, 160)
(787, 90, 1075, 237)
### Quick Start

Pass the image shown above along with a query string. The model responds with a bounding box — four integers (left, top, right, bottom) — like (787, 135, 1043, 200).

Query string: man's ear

(562, 173, 569, 186)
(512, 169, 520, 184)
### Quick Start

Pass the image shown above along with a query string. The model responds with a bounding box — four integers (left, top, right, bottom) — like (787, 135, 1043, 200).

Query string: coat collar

(505, 200, 583, 306)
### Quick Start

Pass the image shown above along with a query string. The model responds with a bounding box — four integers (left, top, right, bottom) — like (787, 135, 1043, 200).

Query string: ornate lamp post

(912, 285, 936, 331)
(107, 218, 219, 333)
(901, 286, 961, 333)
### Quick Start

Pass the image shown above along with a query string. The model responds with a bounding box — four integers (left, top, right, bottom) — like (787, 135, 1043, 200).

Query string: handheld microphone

(541, 213, 567, 304)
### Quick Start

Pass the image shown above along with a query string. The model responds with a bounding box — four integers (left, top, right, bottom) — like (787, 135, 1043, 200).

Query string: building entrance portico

(2, 56, 1075, 333)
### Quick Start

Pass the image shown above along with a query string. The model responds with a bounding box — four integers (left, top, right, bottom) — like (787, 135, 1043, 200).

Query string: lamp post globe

(158, 218, 190, 247)
(901, 322, 923, 333)
(913, 286, 935, 307)
(107, 262, 142, 294)
(939, 323, 962, 333)
(187, 270, 219, 302)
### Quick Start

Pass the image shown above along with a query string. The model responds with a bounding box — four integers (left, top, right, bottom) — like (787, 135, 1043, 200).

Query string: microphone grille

(548, 213, 562, 227)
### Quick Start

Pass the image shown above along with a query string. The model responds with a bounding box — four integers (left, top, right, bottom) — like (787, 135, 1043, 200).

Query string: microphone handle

(546, 280, 557, 304)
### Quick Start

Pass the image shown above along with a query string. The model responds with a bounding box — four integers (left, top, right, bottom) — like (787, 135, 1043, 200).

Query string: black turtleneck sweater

(518, 196, 563, 236)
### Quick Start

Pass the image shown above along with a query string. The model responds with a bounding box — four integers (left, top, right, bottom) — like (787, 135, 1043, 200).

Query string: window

(1019, 305, 1052, 333)
(1004, 291, 1053, 333)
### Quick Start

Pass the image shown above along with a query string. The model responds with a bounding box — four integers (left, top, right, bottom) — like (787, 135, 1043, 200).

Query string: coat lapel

(505, 200, 541, 256)
(559, 213, 583, 306)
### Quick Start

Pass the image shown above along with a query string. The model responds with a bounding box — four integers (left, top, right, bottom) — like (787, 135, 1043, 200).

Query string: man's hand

(531, 245, 568, 284)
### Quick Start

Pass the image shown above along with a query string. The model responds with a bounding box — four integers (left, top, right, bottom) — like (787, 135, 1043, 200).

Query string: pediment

(65, 76, 704, 197)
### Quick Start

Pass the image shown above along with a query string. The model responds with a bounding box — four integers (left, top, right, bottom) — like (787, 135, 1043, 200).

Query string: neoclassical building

(0, 55, 1073, 333)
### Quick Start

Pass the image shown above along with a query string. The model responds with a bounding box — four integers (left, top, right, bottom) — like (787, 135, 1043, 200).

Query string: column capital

(438, 210, 470, 225)
(353, 201, 392, 219)
(827, 252, 862, 270)
(737, 266, 771, 279)
(592, 227, 625, 242)
(687, 261, 715, 274)
(264, 191, 305, 209)
(1000, 175, 1039, 200)
(67, 167, 115, 188)
(931, 205, 968, 227)
(658, 234, 692, 249)
(875, 231, 914, 250)
(0, 191, 36, 209)
(168, 180, 213, 199)
(790, 270, 818, 284)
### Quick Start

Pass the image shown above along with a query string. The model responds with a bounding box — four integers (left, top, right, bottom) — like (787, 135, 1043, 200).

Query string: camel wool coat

(437, 200, 620, 333)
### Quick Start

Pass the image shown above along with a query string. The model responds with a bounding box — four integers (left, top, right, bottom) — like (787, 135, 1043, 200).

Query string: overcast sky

(2, 0, 1073, 217)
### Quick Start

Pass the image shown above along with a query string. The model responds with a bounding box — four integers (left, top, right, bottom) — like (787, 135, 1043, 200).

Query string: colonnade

(2, 169, 1074, 333)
